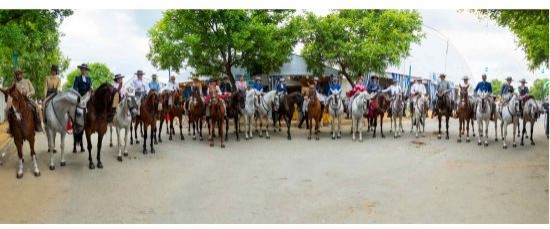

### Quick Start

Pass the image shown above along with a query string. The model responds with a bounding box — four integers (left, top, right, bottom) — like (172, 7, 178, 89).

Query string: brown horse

(167, 89, 186, 141)
(307, 89, 322, 140)
(456, 87, 474, 143)
(434, 92, 452, 140)
(274, 92, 304, 140)
(84, 83, 118, 169)
(157, 90, 171, 143)
(208, 93, 225, 148)
(188, 86, 205, 141)
(140, 90, 161, 154)
(1, 85, 41, 178)
(368, 93, 391, 138)
(223, 90, 245, 141)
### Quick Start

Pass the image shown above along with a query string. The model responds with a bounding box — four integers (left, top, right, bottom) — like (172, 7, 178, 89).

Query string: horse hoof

(130, 141, 133, 145)
(34, 171, 41, 177)
(221, 144, 225, 148)
(181, 137, 184, 141)
(531, 142, 535, 146)
(151, 149, 156, 154)
(210, 143, 214, 147)
(381, 135, 385, 139)
(494, 138, 498, 142)
(123, 153, 128, 157)
(478, 142, 482, 146)
(136, 140, 140, 144)
(457, 139, 461, 143)
(513, 144, 517, 148)
(49, 165, 55, 170)
(48, 149, 50, 152)
(81, 149, 85, 153)
(501, 138, 504, 141)
(287, 136, 291, 140)
(437, 136, 441, 139)
(97, 162, 103, 169)
(60, 161, 66, 167)
(143, 150, 147, 154)
(316, 137, 319, 140)
(16, 173, 23, 179)
(169, 138, 172, 141)
(109, 143, 113, 147)
(237, 138, 240, 142)
(72, 149, 77, 153)
(267, 136, 270, 139)
(466, 139, 470, 143)
(332, 136, 335, 140)
(200, 138, 204, 142)
(520, 142, 524, 146)
(53, 149, 57, 153)
(308, 136, 311, 140)
(89, 163, 95, 169)
(359, 139, 363, 143)
(484, 143, 489, 147)
(503, 145, 508, 149)
(117, 156, 122, 162)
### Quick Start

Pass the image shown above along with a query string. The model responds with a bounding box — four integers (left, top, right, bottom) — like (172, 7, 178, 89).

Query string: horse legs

(512, 118, 518, 147)
(130, 121, 134, 145)
(48, 130, 56, 170)
(331, 114, 336, 140)
(60, 133, 66, 167)
(150, 124, 156, 154)
(286, 115, 292, 140)
(478, 119, 483, 145)
(199, 118, 204, 141)
(308, 116, 312, 140)
(123, 127, 129, 157)
(380, 114, 385, 138)
(168, 118, 173, 141)
(85, 131, 95, 169)
(220, 119, 225, 148)
(135, 121, 140, 144)
(521, 119, 526, 146)
(359, 117, 364, 142)
(502, 121, 508, 149)
(530, 121, 535, 145)
(143, 125, 148, 154)
(109, 125, 113, 147)
(337, 115, 341, 139)
(352, 118, 356, 142)
(471, 119, 476, 137)
(96, 133, 104, 168)
(153, 121, 159, 144)
(484, 120, 489, 146)
(15, 141, 24, 178)
(117, 127, 123, 161)
(438, 115, 442, 139)
(29, 136, 40, 177)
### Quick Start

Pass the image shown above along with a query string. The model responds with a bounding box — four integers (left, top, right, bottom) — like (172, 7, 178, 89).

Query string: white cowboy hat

(313, 77, 319, 81)
(462, 75, 470, 80)
(279, 78, 285, 82)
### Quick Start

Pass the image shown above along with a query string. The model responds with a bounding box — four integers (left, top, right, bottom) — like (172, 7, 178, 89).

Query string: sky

(58, 9, 548, 86)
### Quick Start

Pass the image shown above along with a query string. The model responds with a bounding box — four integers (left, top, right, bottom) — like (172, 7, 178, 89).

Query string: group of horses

(0, 83, 544, 179)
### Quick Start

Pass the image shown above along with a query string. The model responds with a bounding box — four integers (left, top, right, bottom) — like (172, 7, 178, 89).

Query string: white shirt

(207, 85, 222, 96)
(458, 82, 474, 96)
(382, 85, 402, 96)
(82, 75, 87, 83)
(131, 78, 149, 94)
(411, 83, 426, 97)
(163, 81, 178, 92)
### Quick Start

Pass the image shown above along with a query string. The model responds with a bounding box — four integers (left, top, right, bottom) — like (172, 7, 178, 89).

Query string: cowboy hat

(332, 77, 339, 81)
(439, 74, 446, 78)
(505, 76, 513, 81)
(14, 68, 23, 75)
(279, 78, 285, 82)
(519, 78, 526, 83)
(192, 76, 199, 81)
(313, 77, 319, 81)
(371, 75, 379, 79)
(51, 65, 59, 72)
(482, 74, 487, 78)
(255, 76, 261, 81)
(152, 74, 158, 79)
(114, 74, 124, 80)
(462, 75, 470, 80)
(135, 70, 145, 76)
(77, 64, 90, 71)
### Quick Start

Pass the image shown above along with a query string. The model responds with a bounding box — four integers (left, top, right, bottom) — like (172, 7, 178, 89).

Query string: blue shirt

(149, 81, 160, 91)
(276, 83, 287, 93)
(330, 83, 342, 94)
(474, 81, 492, 94)
(253, 82, 263, 92)
(367, 82, 381, 93)
(518, 86, 529, 96)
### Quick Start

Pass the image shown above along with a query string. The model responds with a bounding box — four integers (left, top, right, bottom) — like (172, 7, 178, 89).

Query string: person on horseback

(518, 79, 533, 118)
(500, 76, 515, 104)
(6, 68, 43, 132)
(113, 74, 126, 98)
(382, 79, 401, 97)
(474, 74, 494, 120)
(252, 77, 263, 94)
(367, 75, 381, 95)
(220, 76, 232, 94)
(432, 74, 452, 118)
(163, 75, 178, 92)
(149, 74, 161, 92)
(44, 65, 61, 98)
(330, 76, 342, 96)
(276, 77, 288, 95)
(410, 78, 426, 116)
(347, 77, 366, 100)
(311, 77, 326, 105)
(73, 64, 93, 96)
(458, 75, 474, 118)
(131, 70, 149, 115)
(235, 75, 247, 92)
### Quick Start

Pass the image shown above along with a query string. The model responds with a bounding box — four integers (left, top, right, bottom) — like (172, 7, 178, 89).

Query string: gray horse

(110, 90, 139, 161)
(44, 89, 89, 170)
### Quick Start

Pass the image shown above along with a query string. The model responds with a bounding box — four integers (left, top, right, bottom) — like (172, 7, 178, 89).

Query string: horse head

(273, 92, 281, 111)
(233, 90, 246, 110)
(93, 84, 118, 122)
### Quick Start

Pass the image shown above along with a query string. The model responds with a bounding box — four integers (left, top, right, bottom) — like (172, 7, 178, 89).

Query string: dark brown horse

(435, 91, 452, 140)
(223, 90, 245, 141)
(84, 83, 118, 169)
(208, 93, 225, 148)
(188, 86, 205, 141)
(274, 92, 304, 140)
(157, 90, 171, 143)
(167, 89, 186, 141)
(1, 85, 41, 178)
(140, 90, 161, 154)
(457, 87, 474, 143)
(307, 89, 322, 140)
(368, 93, 391, 138)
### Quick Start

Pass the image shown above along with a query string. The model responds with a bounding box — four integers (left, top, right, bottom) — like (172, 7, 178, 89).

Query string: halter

(258, 93, 272, 113)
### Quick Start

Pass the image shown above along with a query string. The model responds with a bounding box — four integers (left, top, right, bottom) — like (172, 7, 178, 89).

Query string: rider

(329, 76, 342, 96)
(500, 76, 515, 104)
(131, 70, 150, 115)
(410, 78, 426, 116)
(112, 74, 126, 98)
(367, 75, 381, 95)
(252, 77, 263, 94)
(457, 75, 474, 118)
(148, 74, 161, 92)
(474, 74, 494, 120)
(163, 75, 178, 92)
(312, 77, 326, 107)
(432, 74, 452, 118)
(44, 64, 61, 98)
(220, 76, 232, 94)
(235, 75, 248, 92)
(73, 64, 93, 97)
(276, 77, 288, 95)
(205, 78, 223, 118)
(382, 79, 401, 97)
(6, 68, 43, 132)
(518, 78, 531, 117)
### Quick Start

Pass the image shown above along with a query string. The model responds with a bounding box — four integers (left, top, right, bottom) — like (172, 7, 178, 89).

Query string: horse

(208, 93, 225, 148)
(167, 89, 186, 141)
(188, 87, 205, 141)
(110, 90, 139, 161)
(368, 93, 391, 138)
(434, 91, 452, 140)
(496, 94, 521, 149)
(476, 92, 493, 146)
(389, 92, 405, 138)
(224, 90, 245, 141)
(156, 90, 172, 143)
(44, 89, 89, 170)
(411, 95, 429, 138)
(273, 91, 304, 140)
(350, 92, 371, 142)
(307, 89, 322, 140)
(326, 92, 344, 139)
(140, 90, 161, 154)
(520, 96, 539, 146)
(241, 90, 256, 140)
(254, 90, 277, 139)
(1, 85, 41, 178)
(456, 88, 474, 143)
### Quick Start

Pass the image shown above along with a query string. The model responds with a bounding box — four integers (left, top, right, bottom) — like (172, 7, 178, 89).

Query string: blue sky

(58, 9, 548, 86)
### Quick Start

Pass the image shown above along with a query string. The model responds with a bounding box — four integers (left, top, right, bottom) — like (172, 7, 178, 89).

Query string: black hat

(77, 64, 90, 71)
(371, 75, 379, 79)
(114, 74, 124, 81)
(439, 74, 446, 78)
(135, 70, 145, 76)
(51, 65, 59, 72)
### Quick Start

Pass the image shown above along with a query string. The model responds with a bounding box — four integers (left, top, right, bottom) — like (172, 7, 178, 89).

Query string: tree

(299, 10, 424, 87)
(530, 78, 549, 100)
(490, 79, 502, 96)
(0, 10, 73, 98)
(147, 10, 299, 91)
(62, 63, 114, 90)
(474, 10, 549, 70)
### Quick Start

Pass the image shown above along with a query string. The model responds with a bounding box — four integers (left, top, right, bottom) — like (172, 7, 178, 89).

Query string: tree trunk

(225, 64, 236, 92)
(342, 70, 355, 88)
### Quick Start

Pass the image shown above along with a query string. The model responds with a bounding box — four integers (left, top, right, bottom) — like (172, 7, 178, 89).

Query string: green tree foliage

(0, 10, 72, 98)
(530, 78, 549, 100)
(62, 63, 114, 90)
(490, 79, 502, 96)
(299, 10, 424, 87)
(147, 10, 299, 90)
(474, 10, 549, 70)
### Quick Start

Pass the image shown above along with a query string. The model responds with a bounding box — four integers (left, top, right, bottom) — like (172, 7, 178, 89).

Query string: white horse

(110, 90, 139, 161)
(520, 96, 539, 146)
(476, 92, 493, 146)
(496, 94, 521, 149)
(350, 92, 371, 142)
(390, 92, 405, 138)
(44, 89, 89, 170)
(255, 90, 276, 139)
(411, 95, 428, 138)
(327, 92, 344, 139)
(241, 90, 256, 140)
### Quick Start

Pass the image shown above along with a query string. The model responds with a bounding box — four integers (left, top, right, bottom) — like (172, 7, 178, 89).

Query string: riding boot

(32, 107, 43, 132)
